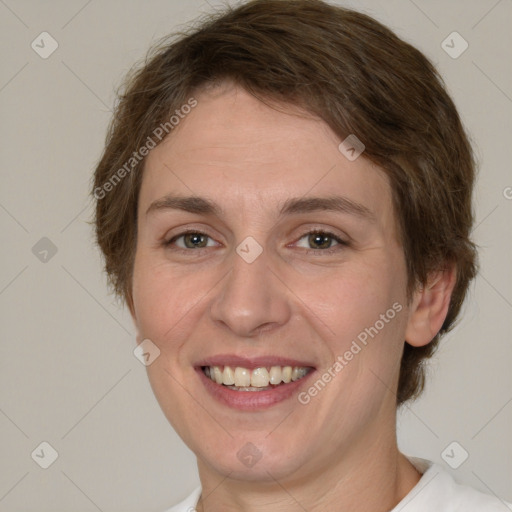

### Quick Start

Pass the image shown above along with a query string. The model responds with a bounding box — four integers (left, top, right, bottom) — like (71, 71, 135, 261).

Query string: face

(130, 83, 413, 483)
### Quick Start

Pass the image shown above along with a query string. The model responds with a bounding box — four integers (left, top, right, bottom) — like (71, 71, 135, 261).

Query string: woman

(92, 1, 510, 510)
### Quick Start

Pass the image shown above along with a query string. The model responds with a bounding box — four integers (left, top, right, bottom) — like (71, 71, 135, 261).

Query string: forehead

(140, 84, 394, 227)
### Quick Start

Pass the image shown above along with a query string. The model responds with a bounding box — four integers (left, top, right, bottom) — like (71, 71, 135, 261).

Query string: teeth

(292, 367, 308, 381)
(269, 366, 282, 385)
(251, 367, 270, 387)
(204, 365, 311, 388)
(213, 366, 223, 385)
(234, 367, 251, 387)
(222, 365, 235, 385)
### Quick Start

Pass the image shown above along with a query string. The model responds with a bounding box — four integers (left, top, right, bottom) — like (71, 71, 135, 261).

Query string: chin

(195, 435, 313, 483)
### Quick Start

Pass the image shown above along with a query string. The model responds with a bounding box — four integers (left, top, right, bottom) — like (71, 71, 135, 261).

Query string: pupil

(310, 233, 330, 249)
(186, 233, 206, 248)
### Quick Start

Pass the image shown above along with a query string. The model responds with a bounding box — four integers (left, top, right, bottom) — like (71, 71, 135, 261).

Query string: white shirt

(164, 457, 511, 511)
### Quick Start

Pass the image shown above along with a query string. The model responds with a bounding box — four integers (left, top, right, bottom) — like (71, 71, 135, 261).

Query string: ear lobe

(405, 264, 457, 347)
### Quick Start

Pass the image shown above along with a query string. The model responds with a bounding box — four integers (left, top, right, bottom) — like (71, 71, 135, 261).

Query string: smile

(202, 365, 313, 391)
(195, 356, 316, 410)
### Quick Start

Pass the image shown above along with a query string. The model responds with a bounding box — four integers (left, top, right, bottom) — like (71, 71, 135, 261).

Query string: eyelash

(163, 228, 348, 255)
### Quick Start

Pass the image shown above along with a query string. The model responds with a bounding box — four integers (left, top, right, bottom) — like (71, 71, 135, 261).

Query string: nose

(209, 243, 292, 338)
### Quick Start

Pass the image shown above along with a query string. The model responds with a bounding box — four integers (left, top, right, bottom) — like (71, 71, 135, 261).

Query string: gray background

(0, 0, 511, 510)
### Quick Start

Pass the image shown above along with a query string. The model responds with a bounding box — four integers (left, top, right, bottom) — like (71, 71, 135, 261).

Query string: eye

(165, 230, 217, 250)
(163, 229, 347, 254)
(294, 230, 346, 253)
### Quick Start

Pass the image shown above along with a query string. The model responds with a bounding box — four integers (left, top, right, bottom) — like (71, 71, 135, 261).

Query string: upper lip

(195, 354, 316, 370)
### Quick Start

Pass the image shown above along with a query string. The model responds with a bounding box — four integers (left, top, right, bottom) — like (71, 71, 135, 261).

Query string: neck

(195, 419, 422, 512)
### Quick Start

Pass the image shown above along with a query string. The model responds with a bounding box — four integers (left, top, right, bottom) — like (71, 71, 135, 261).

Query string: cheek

(131, 250, 226, 365)
(305, 259, 406, 346)
(131, 256, 193, 345)
(131, 255, 205, 440)
(301, 252, 409, 412)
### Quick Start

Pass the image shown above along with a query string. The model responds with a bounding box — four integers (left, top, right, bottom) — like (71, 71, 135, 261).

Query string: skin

(129, 82, 456, 511)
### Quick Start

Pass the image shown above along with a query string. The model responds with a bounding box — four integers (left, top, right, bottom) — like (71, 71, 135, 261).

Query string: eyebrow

(146, 195, 223, 216)
(146, 194, 375, 222)
(280, 195, 375, 221)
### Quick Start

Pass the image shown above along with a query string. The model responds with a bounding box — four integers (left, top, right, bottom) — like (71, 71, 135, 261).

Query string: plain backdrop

(0, 0, 511, 510)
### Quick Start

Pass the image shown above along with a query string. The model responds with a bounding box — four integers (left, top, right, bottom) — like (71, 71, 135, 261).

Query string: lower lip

(196, 367, 316, 411)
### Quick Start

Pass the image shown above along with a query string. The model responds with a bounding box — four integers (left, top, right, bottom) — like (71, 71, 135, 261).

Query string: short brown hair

(92, 0, 478, 404)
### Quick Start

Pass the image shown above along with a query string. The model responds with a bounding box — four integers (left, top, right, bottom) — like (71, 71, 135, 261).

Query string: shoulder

(162, 486, 201, 512)
(394, 457, 511, 512)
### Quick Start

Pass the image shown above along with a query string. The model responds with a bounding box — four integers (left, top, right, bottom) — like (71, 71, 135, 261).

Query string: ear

(405, 263, 457, 347)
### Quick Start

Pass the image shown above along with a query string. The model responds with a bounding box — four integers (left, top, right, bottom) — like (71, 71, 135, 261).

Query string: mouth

(194, 356, 316, 410)
(201, 364, 313, 391)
